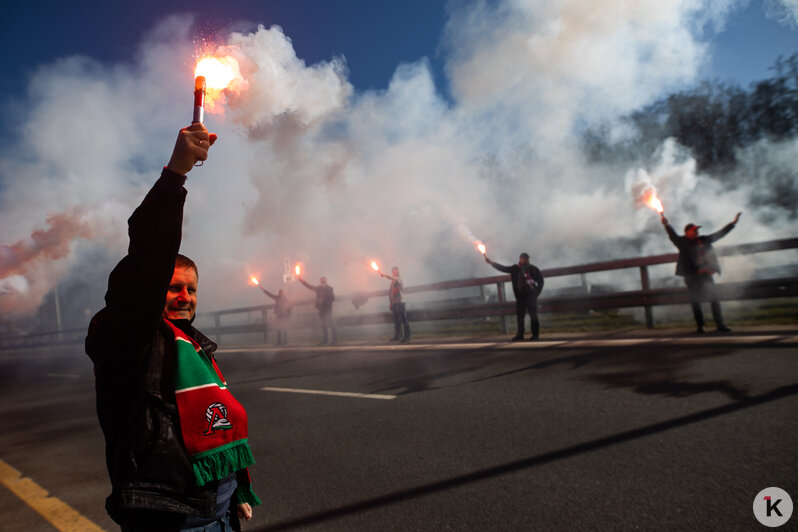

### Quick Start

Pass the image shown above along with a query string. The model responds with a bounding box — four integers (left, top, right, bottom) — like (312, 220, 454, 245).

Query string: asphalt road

(0, 330, 796, 531)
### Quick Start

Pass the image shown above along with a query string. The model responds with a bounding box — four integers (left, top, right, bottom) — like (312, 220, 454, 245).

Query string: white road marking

(261, 386, 397, 400)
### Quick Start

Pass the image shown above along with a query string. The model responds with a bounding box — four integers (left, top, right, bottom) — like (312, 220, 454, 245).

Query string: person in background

(661, 212, 741, 333)
(85, 124, 259, 531)
(485, 252, 544, 341)
(258, 286, 291, 345)
(381, 266, 410, 343)
(298, 275, 337, 345)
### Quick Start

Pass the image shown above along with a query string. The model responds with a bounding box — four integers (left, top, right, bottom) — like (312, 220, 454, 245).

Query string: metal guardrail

(2, 237, 796, 348)
(200, 237, 798, 341)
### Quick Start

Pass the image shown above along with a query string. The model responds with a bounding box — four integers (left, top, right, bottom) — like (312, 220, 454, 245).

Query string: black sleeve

(260, 287, 278, 300)
(87, 168, 187, 368)
(532, 267, 544, 293)
(489, 262, 515, 274)
(664, 223, 681, 248)
(299, 279, 316, 291)
(706, 222, 736, 244)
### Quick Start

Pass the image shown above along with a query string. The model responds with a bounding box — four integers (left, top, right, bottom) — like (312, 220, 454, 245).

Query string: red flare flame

(646, 191, 664, 214)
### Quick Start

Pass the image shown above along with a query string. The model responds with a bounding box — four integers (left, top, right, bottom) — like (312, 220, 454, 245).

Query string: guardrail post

(268, 308, 269, 344)
(496, 282, 509, 334)
(214, 313, 222, 343)
(640, 266, 654, 328)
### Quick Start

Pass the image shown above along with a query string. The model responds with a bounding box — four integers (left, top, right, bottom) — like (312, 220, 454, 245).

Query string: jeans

(515, 294, 539, 338)
(121, 509, 232, 532)
(319, 311, 337, 344)
(274, 317, 288, 345)
(392, 302, 410, 340)
(181, 510, 232, 532)
(684, 274, 725, 328)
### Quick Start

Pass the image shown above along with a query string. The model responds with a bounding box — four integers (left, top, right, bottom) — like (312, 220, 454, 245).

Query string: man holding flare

(86, 121, 260, 531)
(298, 269, 338, 345)
(374, 263, 411, 343)
(660, 211, 742, 333)
(482, 244, 544, 341)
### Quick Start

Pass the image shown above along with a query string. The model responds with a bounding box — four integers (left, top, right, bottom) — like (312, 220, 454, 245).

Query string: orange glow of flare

(195, 57, 237, 89)
(646, 192, 665, 214)
(476, 241, 487, 255)
(194, 56, 241, 112)
(370, 261, 380, 272)
(294, 265, 302, 276)
(250, 276, 259, 286)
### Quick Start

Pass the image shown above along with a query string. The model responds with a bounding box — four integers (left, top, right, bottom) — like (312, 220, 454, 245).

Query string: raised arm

(380, 272, 399, 282)
(706, 213, 741, 243)
(259, 287, 278, 300)
(299, 278, 316, 291)
(87, 124, 216, 367)
(660, 216, 680, 246)
(485, 256, 514, 274)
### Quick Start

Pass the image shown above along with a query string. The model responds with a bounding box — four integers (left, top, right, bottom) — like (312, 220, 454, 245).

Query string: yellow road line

(0, 458, 105, 532)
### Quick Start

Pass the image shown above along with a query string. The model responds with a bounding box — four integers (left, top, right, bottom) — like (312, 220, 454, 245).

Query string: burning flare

(194, 56, 241, 113)
(370, 261, 380, 272)
(645, 190, 665, 214)
(250, 276, 259, 286)
(294, 264, 302, 277)
(475, 241, 487, 255)
(195, 56, 238, 90)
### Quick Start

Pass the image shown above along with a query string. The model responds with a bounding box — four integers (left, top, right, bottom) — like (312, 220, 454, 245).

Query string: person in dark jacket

(661, 212, 741, 333)
(298, 275, 337, 345)
(485, 252, 544, 341)
(85, 124, 258, 531)
(259, 286, 291, 345)
(380, 266, 410, 343)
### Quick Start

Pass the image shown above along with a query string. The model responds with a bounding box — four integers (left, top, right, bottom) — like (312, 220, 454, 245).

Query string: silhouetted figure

(259, 287, 291, 345)
(661, 212, 741, 333)
(299, 275, 337, 345)
(485, 252, 544, 341)
(381, 266, 410, 342)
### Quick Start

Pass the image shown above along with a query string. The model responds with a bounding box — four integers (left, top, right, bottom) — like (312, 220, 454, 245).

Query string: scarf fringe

(233, 484, 262, 507)
(192, 440, 255, 487)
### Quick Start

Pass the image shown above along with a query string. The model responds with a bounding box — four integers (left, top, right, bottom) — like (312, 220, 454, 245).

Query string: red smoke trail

(0, 207, 93, 280)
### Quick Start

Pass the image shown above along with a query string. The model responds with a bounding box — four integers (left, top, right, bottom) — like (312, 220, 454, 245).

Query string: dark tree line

(584, 53, 798, 171)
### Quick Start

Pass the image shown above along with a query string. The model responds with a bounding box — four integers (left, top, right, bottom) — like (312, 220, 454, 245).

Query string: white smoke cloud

(765, 0, 798, 28)
(0, 2, 795, 324)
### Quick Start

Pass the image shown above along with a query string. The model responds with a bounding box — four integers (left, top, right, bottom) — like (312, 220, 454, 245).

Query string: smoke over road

(1, 1, 796, 325)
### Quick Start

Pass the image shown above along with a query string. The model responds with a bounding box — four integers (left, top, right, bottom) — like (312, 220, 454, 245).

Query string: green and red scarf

(166, 320, 261, 506)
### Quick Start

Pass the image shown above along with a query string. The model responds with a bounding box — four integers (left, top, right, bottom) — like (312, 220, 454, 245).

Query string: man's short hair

(520, 253, 530, 259)
(176, 254, 198, 279)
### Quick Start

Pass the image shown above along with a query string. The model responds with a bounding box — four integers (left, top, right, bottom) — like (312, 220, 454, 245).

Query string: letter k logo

(765, 496, 783, 518)
(754, 488, 792, 527)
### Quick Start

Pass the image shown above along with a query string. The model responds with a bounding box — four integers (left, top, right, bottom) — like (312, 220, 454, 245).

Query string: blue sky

(0, 0, 796, 316)
(2, 0, 795, 100)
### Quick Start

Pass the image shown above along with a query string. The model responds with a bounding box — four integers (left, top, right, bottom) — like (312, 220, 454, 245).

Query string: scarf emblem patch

(204, 402, 233, 435)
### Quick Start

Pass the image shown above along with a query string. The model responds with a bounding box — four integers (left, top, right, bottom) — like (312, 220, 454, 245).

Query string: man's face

(163, 267, 198, 320)
(392, 267, 399, 277)
(320, 277, 327, 285)
(519, 256, 530, 267)
(686, 227, 699, 240)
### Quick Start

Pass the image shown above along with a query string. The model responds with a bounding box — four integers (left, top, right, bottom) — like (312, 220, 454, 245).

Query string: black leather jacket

(664, 222, 736, 277)
(85, 169, 217, 525)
